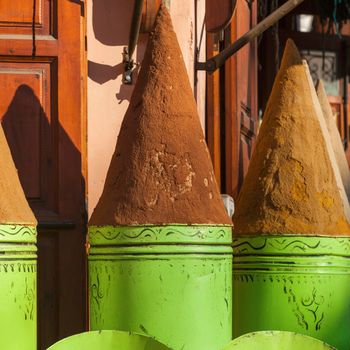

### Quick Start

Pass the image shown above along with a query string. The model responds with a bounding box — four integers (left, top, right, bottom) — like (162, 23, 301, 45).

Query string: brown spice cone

(0, 124, 36, 225)
(90, 5, 230, 226)
(233, 39, 350, 236)
(316, 79, 350, 202)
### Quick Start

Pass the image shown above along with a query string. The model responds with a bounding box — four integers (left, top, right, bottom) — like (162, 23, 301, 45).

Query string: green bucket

(232, 235, 350, 350)
(47, 330, 171, 350)
(222, 331, 335, 350)
(0, 224, 37, 349)
(88, 225, 233, 350)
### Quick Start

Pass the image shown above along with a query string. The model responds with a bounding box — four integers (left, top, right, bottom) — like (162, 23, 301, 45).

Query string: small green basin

(47, 330, 171, 350)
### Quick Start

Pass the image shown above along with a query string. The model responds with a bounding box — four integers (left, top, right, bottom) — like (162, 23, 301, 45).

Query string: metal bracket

(123, 47, 134, 85)
(196, 0, 306, 73)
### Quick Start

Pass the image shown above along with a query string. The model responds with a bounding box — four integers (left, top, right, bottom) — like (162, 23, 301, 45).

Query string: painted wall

(87, 0, 206, 216)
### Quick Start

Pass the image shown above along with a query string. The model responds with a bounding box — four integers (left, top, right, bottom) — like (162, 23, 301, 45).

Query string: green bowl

(47, 330, 171, 350)
(222, 331, 335, 350)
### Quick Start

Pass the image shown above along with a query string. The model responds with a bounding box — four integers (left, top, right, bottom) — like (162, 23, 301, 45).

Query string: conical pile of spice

(88, 6, 233, 350)
(303, 61, 350, 223)
(0, 125, 36, 225)
(233, 39, 350, 236)
(90, 5, 230, 226)
(316, 79, 350, 201)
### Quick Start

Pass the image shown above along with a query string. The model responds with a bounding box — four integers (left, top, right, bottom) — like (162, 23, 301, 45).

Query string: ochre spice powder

(316, 79, 350, 202)
(90, 5, 230, 226)
(233, 39, 350, 236)
(0, 125, 36, 225)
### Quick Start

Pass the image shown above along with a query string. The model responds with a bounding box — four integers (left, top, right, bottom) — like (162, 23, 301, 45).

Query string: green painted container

(222, 331, 335, 350)
(48, 330, 171, 350)
(232, 235, 350, 350)
(88, 225, 233, 350)
(0, 224, 37, 349)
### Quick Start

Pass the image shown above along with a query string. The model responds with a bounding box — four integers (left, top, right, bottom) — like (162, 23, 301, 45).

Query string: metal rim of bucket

(0, 224, 37, 244)
(222, 331, 336, 350)
(233, 235, 350, 257)
(89, 224, 232, 246)
(47, 330, 171, 350)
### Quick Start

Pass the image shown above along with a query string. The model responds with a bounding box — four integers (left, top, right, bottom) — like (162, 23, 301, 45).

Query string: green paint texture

(222, 331, 335, 350)
(89, 225, 232, 350)
(232, 236, 350, 349)
(48, 330, 171, 350)
(0, 224, 37, 350)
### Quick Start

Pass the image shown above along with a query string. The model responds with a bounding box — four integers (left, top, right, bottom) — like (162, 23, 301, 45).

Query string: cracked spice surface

(0, 125, 36, 225)
(89, 5, 230, 226)
(233, 39, 350, 236)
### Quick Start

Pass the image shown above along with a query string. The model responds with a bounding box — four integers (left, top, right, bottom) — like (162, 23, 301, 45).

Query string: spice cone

(233, 39, 350, 236)
(0, 124, 36, 225)
(316, 79, 350, 202)
(90, 5, 230, 226)
(303, 64, 350, 224)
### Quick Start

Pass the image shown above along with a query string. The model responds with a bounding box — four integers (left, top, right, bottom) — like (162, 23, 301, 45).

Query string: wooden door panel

(0, 0, 86, 349)
(225, 0, 258, 198)
(0, 0, 51, 35)
(0, 61, 57, 209)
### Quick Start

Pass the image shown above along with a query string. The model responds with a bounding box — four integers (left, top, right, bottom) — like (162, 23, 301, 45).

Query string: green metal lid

(221, 331, 336, 350)
(47, 330, 171, 350)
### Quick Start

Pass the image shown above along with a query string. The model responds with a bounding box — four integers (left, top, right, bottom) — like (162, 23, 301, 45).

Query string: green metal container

(0, 224, 37, 349)
(221, 331, 335, 350)
(48, 330, 171, 350)
(232, 235, 350, 350)
(88, 225, 232, 350)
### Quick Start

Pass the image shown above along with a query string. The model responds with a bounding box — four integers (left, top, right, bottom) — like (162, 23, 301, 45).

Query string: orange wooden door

(0, 1, 86, 349)
(206, 0, 258, 198)
(225, 0, 258, 198)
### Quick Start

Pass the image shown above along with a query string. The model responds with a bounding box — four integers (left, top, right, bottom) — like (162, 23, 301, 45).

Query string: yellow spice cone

(233, 39, 350, 236)
(316, 79, 350, 202)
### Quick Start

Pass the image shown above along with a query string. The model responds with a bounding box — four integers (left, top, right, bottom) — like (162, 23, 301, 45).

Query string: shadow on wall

(90, 0, 147, 103)
(1, 84, 86, 350)
(92, 0, 134, 46)
(89, 0, 133, 84)
(88, 61, 124, 85)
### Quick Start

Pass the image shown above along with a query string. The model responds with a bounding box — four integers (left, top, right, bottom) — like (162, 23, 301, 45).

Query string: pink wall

(87, 0, 206, 217)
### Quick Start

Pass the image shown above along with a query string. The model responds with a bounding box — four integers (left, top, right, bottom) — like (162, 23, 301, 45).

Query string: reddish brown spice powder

(233, 39, 350, 236)
(0, 125, 36, 225)
(90, 5, 230, 226)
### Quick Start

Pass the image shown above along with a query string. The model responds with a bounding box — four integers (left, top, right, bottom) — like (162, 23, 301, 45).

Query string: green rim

(233, 235, 350, 256)
(89, 225, 232, 245)
(89, 244, 232, 255)
(222, 331, 336, 350)
(0, 224, 37, 243)
(48, 330, 171, 350)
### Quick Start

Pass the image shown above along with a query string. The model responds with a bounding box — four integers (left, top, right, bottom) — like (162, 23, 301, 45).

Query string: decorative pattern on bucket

(0, 224, 37, 350)
(89, 225, 232, 350)
(0, 224, 36, 243)
(233, 235, 350, 350)
(89, 225, 232, 245)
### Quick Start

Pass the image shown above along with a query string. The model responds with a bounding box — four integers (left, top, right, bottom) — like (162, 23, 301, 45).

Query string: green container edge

(89, 224, 233, 245)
